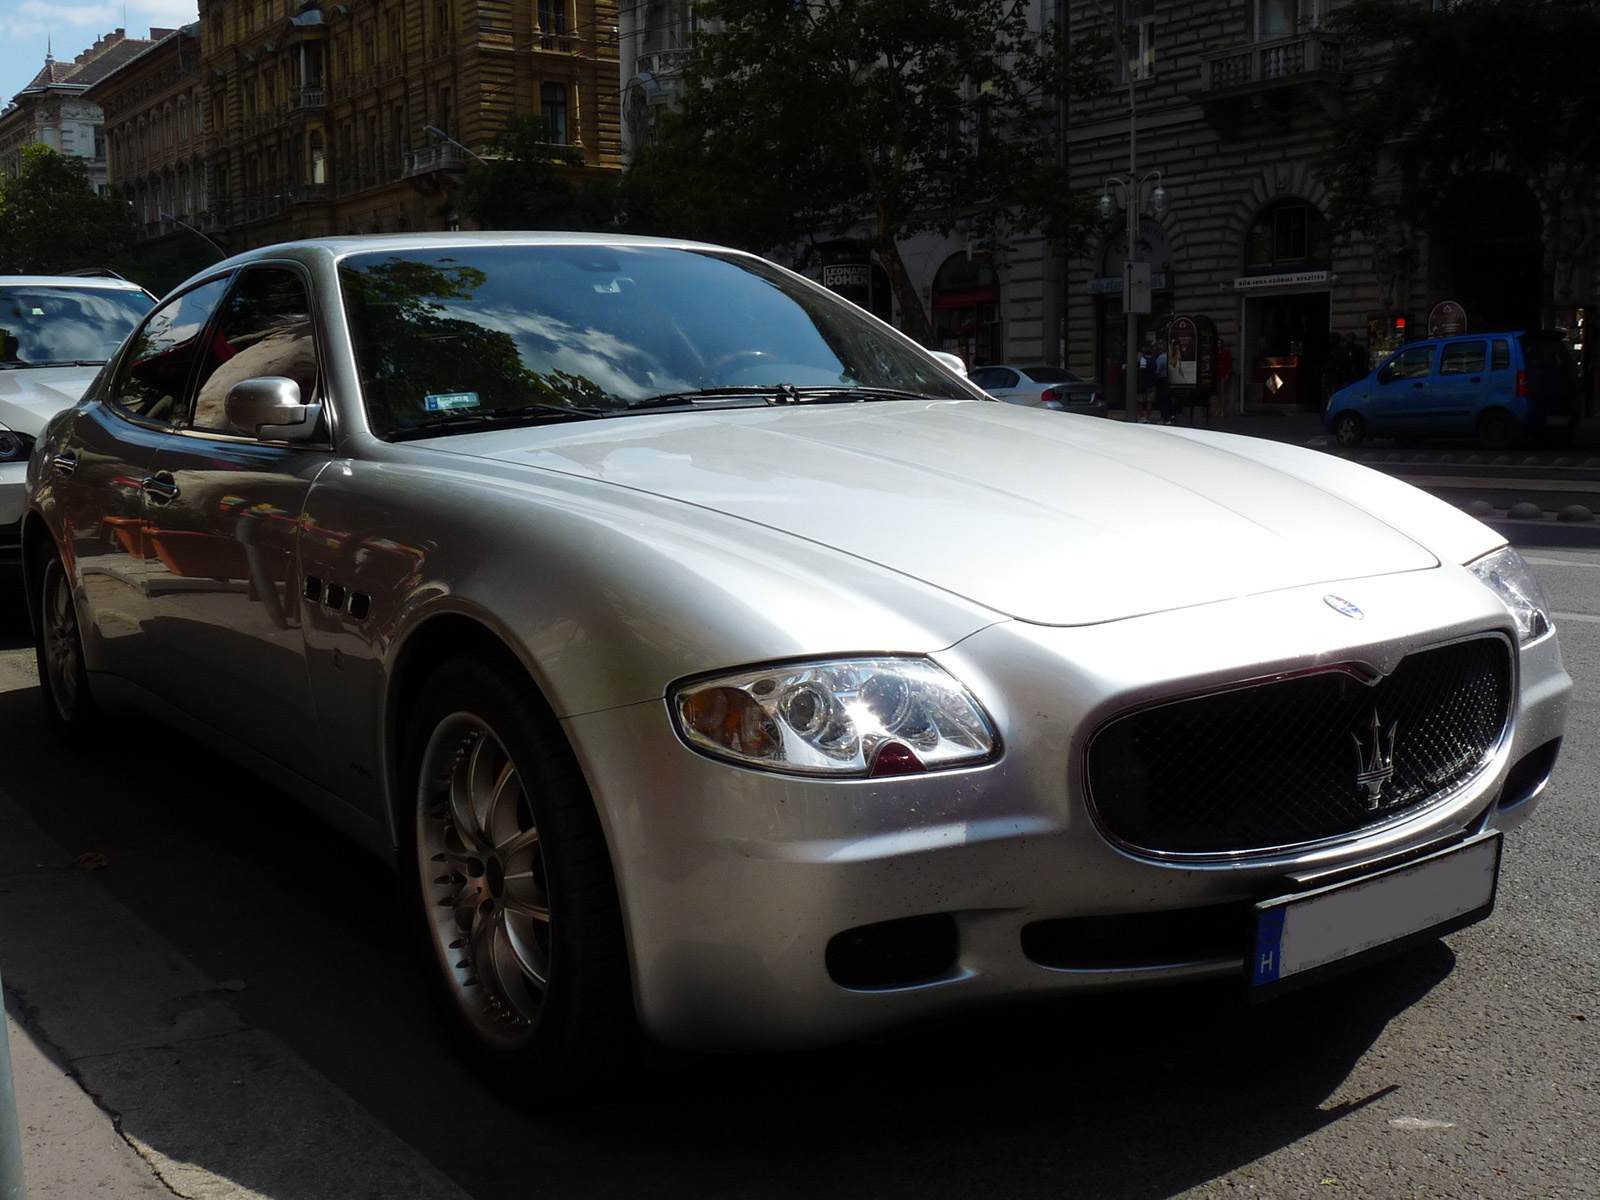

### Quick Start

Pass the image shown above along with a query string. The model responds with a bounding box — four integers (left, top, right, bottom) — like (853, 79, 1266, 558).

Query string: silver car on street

(20, 234, 1569, 1094)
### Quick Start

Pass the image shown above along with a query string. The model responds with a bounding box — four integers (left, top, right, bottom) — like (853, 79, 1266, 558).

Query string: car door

(47, 277, 232, 682)
(1430, 339, 1489, 434)
(138, 264, 335, 772)
(1367, 343, 1438, 434)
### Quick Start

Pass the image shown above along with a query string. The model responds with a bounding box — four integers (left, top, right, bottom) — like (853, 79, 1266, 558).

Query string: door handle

(141, 474, 180, 504)
(53, 452, 78, 477)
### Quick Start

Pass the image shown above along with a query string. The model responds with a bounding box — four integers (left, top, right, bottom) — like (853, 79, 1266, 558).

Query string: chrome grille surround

(1084, 632, 1515, 860)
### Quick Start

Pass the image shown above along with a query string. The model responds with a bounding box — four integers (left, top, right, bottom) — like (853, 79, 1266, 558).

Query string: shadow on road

(0, 596, 1460, 1199)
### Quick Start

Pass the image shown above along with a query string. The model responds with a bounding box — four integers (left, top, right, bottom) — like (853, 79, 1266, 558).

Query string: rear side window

(1022, 367, 1075, 384)
(1439, 341, 1486, 375)
(972, 368, 1018, 389)
(1491, 339, 1510, 370)
(1519, 332, 1576, 371)
(105, 278, 231, 422)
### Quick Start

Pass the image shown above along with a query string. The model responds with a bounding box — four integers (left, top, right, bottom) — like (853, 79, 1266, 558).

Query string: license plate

(1248, 831, 1500, 997)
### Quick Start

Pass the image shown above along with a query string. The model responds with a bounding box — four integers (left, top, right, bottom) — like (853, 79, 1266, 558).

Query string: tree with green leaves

(0, 144, 139, 274)
(630, 0, 1110, 346)
(1320, 0, 1600, 238)
(458, 113, 623, 232)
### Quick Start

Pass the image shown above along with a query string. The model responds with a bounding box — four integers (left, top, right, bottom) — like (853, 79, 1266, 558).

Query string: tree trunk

(873, 236, 935, 348)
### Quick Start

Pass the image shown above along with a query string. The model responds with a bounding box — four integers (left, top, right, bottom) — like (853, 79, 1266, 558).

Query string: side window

(106, 278, 231, 422)
(1439, 340, 1487, 375)
(1491, 339, 1511, 370)
(1386, 344, 1436, 381)
(190, 266, 320, 434)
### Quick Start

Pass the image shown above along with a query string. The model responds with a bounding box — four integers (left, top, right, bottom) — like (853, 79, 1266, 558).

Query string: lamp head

(1097, 192, 1115, 221)
(1149, 184, 1170, 216)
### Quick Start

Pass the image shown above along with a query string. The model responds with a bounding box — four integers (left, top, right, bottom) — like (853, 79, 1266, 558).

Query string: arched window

(1243, 199, 1328, 273)
(931, 252, 1001, 369)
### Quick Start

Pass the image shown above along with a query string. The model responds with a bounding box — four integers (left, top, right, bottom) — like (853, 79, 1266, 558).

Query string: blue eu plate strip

(1252, 907, 1285, 986)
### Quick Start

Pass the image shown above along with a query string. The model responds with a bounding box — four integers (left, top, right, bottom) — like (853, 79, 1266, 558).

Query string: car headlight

(0, 429, 35, 464)
(672, 657, 999, 777)
(1468, 546, 1553, 644)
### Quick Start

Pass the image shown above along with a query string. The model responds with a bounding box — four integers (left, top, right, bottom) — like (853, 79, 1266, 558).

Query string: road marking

(1553, 612, 1600, 624)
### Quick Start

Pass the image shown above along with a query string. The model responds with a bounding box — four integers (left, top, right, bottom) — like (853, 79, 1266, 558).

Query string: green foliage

(627, 0, 1112, 343)
(0, 144, 140, 274)
(1321, 0, 1600, 235)
(459, 113, 621, 231)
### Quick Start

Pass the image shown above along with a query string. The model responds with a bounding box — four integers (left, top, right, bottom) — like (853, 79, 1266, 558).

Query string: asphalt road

(0, 541, 1596, 1199)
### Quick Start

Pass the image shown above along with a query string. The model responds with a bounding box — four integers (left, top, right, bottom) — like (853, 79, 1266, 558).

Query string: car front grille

(1085, 636, 1513, 856)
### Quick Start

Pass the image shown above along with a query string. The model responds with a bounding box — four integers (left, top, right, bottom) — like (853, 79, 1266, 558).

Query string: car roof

(205, 231, 754, 273)
(0, 274, 153, 294)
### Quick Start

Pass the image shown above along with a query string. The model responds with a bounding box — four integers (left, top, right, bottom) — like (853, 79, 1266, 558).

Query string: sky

(0, 0, 199, 112)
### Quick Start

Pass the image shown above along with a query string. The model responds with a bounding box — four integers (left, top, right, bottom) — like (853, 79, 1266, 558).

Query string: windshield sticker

(424, 392, 480, 412)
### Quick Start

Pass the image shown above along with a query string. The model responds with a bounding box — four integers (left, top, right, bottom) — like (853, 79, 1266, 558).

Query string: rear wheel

(1477, 408, 1519, 451)
(1330, 411, 1366, 448)
(398, 653, 634, 1097)
(35, 550, 100, 740)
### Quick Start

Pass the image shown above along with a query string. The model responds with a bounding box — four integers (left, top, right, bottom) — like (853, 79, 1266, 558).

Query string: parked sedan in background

(1, 274, 156, 575)
(21, 234, 1568, 1099)
(970, 363, 1108, 417)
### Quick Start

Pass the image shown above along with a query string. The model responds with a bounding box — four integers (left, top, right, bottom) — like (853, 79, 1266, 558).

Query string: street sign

(1123, 260, 1152, 315)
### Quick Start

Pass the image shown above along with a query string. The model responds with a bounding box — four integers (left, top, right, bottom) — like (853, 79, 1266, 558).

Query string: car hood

(432, 400, 1447, 626)
(0, 365, 102, 436)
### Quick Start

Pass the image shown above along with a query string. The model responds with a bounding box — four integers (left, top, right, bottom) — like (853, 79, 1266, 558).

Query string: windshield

(0, 285, 154, 367)
(338, 244, 981, 439)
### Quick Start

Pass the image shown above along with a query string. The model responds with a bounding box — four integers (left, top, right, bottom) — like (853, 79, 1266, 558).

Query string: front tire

(35, 550, 100, 740)
(1330, 411, 1366, 448)
(398, 653, 634, 1096)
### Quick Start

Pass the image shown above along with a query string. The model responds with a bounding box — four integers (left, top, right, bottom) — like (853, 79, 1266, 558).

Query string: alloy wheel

(416, 713, 553, 1049)
(42, 563, 82, 721)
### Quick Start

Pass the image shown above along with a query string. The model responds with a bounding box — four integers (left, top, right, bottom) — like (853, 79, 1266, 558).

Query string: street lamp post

(1099, 171, 1168, 422)
(159, 211, 226, 261)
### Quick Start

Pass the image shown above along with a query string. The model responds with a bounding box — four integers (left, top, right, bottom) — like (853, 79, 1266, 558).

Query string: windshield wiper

(0, 359, 108, 369)
(622, 386, 796, 411)
(386, 402, 610, 442)
(788, 386, 935, 403)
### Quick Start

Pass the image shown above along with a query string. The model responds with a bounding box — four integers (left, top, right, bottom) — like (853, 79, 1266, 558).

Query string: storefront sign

(1168, 316, 1198, 386)
(1232, 270, 1331, 291)
(1428, 300, 1468, 338)
(822, 264, 872, 291)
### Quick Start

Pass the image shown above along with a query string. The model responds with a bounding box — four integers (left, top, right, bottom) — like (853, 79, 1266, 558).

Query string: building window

(538, 0, 568, 35)
(436, 85, 452, 137)
(1120, 0, 1155, 80)
(1256, 0, 1327, 39)
(309, 130, 325, 183)
(1243, 201, 1328, 271)
(93, 125, 106, 159)
(540, 82, 568, 144)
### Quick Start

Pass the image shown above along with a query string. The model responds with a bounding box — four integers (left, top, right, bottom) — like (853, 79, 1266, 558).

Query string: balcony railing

(534, 31, 576, 53)
(288, 87, 327, 111)
(403, 143, 468, 176)
(198, 205, 230, 232)
(1200, 32, 1342, 93)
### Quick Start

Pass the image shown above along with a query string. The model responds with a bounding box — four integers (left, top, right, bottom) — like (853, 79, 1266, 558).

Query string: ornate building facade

(1065, 0, 1598, 412)
(86, 0, 623, 251)
(0, 30, 164, 192)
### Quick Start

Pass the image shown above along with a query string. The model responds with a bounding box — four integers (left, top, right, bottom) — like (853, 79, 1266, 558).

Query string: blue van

(1324, 330, 1581, 450)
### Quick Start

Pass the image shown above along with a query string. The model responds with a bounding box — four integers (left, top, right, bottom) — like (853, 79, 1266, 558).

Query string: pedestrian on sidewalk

(1155, 339, 1175, 423)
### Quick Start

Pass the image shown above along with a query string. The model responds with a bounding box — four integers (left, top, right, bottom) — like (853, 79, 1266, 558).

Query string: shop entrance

(931, 253, 1000, 369)
(1242, 291, 1331, 409)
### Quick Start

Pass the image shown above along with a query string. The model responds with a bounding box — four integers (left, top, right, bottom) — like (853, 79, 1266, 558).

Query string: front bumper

(565, 566, 1570, 1051)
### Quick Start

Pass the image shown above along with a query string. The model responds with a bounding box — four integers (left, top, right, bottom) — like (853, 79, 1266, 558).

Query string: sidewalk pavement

(0, 775, 472, 1200)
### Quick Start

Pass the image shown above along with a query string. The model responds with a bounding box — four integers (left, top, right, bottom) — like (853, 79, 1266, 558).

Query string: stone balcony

(1197, 32, 1344, 134)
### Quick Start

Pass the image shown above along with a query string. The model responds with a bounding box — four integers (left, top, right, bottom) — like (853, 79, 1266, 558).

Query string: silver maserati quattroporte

(20, 234, 1569, 1092)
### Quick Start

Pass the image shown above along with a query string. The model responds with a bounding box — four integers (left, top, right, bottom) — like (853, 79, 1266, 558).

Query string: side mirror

(1375, 364, 1394, 385)
(224, 376, 322, 441)
(931, 350, 968, 377)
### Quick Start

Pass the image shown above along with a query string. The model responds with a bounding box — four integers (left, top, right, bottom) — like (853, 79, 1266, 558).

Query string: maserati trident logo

(1324, 594, 1364, 619)
(1353, 710, 1398, 810)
